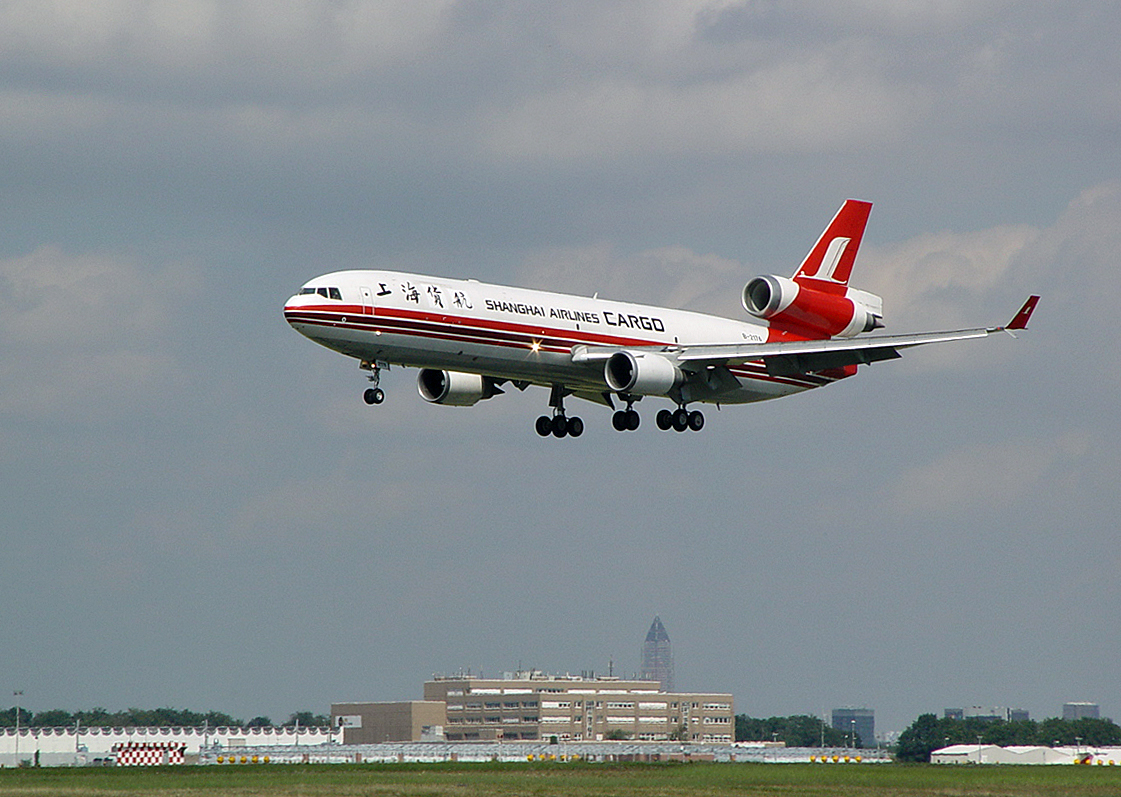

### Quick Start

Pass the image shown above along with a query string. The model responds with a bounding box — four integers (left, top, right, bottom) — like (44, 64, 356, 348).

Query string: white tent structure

(932, 744, 1121, 765)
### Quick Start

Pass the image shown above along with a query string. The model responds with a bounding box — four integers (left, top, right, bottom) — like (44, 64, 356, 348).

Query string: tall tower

(640, 616, 674, 692)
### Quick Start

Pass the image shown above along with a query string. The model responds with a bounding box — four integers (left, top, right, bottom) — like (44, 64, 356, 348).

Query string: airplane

(284, 199, 1038, 438)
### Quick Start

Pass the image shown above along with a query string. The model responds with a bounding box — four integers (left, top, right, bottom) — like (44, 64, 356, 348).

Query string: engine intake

(417, 369, 500, 406)
(743, 275, 882, 338)
(604, 351, 682, 396)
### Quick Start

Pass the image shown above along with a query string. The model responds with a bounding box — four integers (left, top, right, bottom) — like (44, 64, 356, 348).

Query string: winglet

(1006, 295, 1040, 330)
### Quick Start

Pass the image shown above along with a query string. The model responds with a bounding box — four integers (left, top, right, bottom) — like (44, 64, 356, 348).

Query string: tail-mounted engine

(742, 275, 883, 338)
(417, 369, 502, 406)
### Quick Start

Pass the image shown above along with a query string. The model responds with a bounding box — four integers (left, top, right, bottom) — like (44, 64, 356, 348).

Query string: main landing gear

(655, 407, 705, 432)
(535, 413, 584, 438)
(611, 394, 641, 432)
(535, 384, 584, 439)
(360, 361, 386, 405)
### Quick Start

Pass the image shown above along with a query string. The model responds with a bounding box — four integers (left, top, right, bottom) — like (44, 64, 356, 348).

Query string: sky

(1, 1, 1119, 737)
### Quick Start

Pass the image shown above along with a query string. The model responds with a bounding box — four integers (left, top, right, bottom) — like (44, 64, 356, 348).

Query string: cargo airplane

(284, 200, 1038, 438)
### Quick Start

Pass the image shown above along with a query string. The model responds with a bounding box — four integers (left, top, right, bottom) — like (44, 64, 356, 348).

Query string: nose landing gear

(360, 360, 387, 405)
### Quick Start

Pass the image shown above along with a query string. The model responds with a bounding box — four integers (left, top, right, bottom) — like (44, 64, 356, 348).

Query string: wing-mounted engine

(604, 351, 682, 395)
(742, 275, 883, 338)
(417, 369, 503, 406)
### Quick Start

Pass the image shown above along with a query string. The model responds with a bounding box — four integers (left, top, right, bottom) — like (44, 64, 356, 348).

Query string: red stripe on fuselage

(284, 306, 840, 390)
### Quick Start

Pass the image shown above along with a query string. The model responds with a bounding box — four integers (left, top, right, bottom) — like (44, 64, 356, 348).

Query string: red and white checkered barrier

(112, 741, 187, 766)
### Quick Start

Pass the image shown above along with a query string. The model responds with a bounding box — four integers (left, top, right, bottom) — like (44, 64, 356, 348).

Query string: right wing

(573, 296, 1039, 378)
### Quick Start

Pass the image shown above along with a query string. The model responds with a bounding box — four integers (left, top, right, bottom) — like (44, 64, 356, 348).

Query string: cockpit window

(299, 286, 343, 300)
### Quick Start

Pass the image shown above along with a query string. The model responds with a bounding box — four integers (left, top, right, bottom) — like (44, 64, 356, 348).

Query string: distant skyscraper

(640, 616, 674, 691)
(831, 708, 875, 748)
(1064, 702, 1100, 721)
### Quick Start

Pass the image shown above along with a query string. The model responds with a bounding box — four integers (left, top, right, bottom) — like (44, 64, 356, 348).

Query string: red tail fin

(794, 199, 873, 286)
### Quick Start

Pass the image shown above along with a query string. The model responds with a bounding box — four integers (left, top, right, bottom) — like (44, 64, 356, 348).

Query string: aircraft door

(359, 286, 373, 314)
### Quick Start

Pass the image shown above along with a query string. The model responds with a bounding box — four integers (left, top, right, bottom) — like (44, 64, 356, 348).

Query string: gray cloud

(0, 0, 1118, 735)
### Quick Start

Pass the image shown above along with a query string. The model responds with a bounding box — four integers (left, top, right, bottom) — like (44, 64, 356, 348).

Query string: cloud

(0, 1, 1061, 169)
(859, 224, 1039, 330)
(0, 0, 456, 82)
(861, 182, 1121, 326)
(0, 246, 198, 419)
(888, 433, 1089, 516)
(474, 47, 915, 164)
(517, 243, 743, 312)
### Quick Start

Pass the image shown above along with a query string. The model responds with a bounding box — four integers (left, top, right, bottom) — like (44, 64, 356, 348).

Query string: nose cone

(283, 292, 320, 337)
(283, 294, 302, 325)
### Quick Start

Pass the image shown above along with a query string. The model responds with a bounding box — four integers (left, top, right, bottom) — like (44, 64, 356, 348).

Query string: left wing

(572, 296, 1039, 377)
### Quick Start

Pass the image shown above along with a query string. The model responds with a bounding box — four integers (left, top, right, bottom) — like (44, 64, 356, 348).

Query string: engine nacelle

(742, 275, 883, 338)
(604, 351, 682, 395)
(417, 369, 498, 406)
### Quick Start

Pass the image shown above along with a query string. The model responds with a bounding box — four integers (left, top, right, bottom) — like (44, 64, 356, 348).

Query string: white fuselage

(283, 270, 847, 405)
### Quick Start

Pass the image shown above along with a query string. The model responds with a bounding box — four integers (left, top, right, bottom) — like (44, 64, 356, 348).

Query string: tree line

(735, 715, 854, 747)
(0, 707, 330, 729)
(896, 714, 1121, 762)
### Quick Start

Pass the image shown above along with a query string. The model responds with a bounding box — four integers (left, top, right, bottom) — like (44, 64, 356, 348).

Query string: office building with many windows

(831, 707, 875, 748)
(422, 671, 733, 743)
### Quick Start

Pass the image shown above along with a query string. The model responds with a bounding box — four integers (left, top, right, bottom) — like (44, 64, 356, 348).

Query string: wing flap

(764, 346, 901, 377)
(676, 326, 996, 369)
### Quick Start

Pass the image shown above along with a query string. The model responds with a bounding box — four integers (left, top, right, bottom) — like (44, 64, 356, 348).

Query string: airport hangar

(332, 671, 735, 744)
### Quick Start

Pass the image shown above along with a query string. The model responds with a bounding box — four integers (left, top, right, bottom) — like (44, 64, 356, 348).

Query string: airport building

(331, 671, 734, 745)
(330, 701, 447, 745)
(424, 672, 734, 744)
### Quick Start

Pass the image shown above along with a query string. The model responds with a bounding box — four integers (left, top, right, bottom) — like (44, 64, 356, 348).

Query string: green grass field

(0, 761, 1119, 797)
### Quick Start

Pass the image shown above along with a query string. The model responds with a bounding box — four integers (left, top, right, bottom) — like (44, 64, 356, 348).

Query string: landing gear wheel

(656, 409, 673, 431)
(567, 416, 584, 437)
(363, 387, 385, 405)
(687, 410, 705, 431)
(612, 411, 628, 432)
(625, 409, 640, 430)
(672, 408, 689, 432)
(535, 416, 552, 437)
(551, 415, 569, 438)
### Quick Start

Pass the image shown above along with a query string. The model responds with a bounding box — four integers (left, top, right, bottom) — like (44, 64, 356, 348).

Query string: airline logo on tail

(794, 199, 872, 286)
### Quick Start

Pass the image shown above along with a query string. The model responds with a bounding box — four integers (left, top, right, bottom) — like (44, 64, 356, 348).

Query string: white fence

(0, 725, 336, 767)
